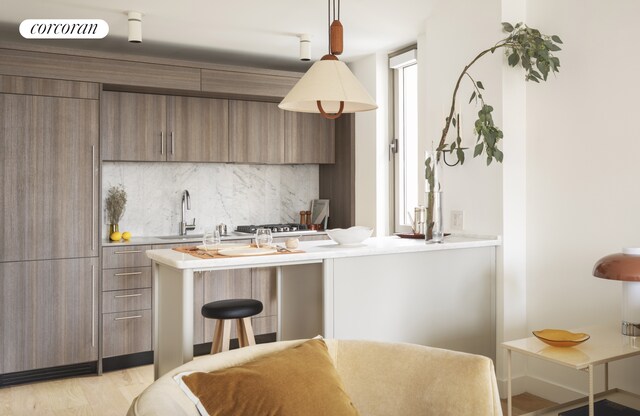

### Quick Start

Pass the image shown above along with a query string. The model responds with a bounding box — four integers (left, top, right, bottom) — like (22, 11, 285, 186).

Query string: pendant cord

(327, 0, 331, 54)
(338, 0, 340, 20)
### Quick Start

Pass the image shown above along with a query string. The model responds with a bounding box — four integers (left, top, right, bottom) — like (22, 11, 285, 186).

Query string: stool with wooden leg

(201, 299, 263, 354)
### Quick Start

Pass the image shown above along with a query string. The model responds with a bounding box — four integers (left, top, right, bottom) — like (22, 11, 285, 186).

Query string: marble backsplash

(102, 162, 319, 238)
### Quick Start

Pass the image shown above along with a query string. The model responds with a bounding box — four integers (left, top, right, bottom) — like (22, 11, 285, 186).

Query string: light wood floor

(0, 363, 556, 415)
(501, 392, 558, 416)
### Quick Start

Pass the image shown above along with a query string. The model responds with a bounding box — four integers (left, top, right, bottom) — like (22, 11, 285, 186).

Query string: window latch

(389, 138, 399, 159)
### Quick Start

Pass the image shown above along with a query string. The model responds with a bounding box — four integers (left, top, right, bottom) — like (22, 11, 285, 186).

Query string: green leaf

(502, 22, 515, 33)
(508, 52, 520, 67)
(547, 43, 561, 52)
(474, 142, 484, 157)
(450, 142, 456, 151)
(457, 148, 465, 164)
(487, 156, 493, 166)
(477, 81, 485, 90)
(452, 116, 457, 127)
(494, 148, 504, 162)
(551, 35, 563, 44)
(469, 91, 477, 104)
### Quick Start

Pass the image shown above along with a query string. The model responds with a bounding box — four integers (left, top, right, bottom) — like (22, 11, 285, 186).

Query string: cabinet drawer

(102, 267, 151, 291)
(102, 245, 152, 269)
(102, 309, 152, 357)
(102, 288, 152, 313)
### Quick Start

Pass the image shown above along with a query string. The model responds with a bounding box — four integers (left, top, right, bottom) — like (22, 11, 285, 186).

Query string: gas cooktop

(235, 223, 311, 234)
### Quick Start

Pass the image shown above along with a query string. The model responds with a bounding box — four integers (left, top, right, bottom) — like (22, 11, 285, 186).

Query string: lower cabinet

(101, 246, 152, 358)
(99, 235, 328, 363)
(0, 257, 99, 374)
(102, 310, 152, 358)
(197, 267, 278, 345)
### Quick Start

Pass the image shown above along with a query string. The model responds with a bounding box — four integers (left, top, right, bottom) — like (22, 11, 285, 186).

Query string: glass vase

(425, 150, 444, 243)
(108, 223, 119, 238)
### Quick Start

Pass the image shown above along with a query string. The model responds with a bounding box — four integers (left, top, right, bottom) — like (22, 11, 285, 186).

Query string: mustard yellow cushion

(181, 339, 360, 416)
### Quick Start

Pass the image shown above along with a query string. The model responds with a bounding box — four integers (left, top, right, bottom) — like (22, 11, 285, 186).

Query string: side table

(502, 326, 640, 416)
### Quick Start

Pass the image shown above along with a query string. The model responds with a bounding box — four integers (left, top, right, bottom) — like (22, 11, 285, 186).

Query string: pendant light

(279, 0, 377, 119)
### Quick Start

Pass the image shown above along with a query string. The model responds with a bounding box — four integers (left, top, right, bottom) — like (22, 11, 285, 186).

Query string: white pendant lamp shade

(278, 59, 378, 114)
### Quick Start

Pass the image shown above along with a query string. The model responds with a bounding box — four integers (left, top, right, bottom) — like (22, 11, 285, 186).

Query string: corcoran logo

(19, 19, 109, 39)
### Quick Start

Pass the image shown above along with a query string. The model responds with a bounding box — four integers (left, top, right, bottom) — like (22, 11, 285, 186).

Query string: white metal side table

(502, 326, 640, 416)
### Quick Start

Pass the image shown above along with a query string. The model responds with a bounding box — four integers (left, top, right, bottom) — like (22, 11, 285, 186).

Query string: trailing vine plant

(425, 22, 563, 239)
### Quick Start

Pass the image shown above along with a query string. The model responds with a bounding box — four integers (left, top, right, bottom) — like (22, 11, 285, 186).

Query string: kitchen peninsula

(147, 235, 500, 378)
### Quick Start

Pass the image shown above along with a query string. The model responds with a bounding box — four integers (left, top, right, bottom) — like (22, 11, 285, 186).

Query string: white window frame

(390, 48, 418, 233)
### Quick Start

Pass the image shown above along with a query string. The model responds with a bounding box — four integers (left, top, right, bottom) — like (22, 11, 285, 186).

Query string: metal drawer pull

(114, 271, 143, 277)
(114, 315, 143, 321)
(114, 250, 142, 254)
(115, 293, 142, 298)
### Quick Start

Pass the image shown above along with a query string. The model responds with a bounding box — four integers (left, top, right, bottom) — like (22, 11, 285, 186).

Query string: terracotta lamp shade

(593, 248, 640, 336)
(279, 59, 377, 117)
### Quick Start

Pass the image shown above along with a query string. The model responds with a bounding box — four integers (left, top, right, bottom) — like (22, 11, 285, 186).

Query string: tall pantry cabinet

(0, 76, 100, 377)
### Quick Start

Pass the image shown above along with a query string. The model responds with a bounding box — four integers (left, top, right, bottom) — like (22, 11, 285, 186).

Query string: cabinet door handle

(114, 250, 142, 254)
(171, 131, 175, 155)
(91, 145, 95, 252)
(114, 271, 143, 277)
(91, 264, 95, 347)
(115, 293, 142, 298)
(161, 131, 164, 155)
(114, 315, 143, 321)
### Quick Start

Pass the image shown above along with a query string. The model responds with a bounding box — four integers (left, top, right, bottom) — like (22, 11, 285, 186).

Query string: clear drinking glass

(202, 229, 221, 251)
(255, 228, 273, 248)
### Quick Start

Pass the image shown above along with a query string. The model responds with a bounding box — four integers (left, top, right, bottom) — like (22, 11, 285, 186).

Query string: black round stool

(201, 299, 263, 354)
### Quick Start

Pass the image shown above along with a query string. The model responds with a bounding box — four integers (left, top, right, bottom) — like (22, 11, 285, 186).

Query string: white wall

(525, 0, 640, 398)
(420, 0, 503, 236)
(351, 53, 390, 236)
(392, 0, 640, 401)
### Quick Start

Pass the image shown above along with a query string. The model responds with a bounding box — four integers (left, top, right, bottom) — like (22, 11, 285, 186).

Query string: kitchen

(0, 0, 498, 396)
(2, 0, 640, 415)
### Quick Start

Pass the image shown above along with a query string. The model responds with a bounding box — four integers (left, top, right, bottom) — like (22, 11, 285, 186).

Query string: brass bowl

(532, 329, 590, 347)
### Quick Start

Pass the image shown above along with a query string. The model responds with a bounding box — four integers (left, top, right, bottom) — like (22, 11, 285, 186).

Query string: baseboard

(0, 361, 97, 387)
(102, 351, 154, 372)
(497, 375, 586, 403)
(194, 332, 277, 356)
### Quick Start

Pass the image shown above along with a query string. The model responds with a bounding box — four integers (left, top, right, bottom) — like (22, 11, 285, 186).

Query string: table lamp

(593, 247, 640, 336)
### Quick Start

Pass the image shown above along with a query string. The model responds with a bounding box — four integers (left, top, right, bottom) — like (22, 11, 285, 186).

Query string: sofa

(128, 339, 502, 416)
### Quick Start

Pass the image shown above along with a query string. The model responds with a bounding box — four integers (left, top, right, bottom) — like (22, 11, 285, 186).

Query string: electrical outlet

(451, 210, 464, 231)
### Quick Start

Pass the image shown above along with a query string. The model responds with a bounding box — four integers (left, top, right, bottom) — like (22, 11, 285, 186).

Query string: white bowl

(326, 226, 373, 246)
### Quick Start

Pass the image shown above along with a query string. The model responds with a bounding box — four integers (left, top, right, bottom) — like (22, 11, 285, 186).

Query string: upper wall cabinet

(101, 91, 229, 162)
(168, 96, 229, 163)
(101, 92, 167, 161)
(285, 112, 335, 164)
(229, 101, 285, 164)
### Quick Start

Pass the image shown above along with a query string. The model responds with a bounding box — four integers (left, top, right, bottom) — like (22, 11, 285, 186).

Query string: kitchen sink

(157, 234, 204, 241)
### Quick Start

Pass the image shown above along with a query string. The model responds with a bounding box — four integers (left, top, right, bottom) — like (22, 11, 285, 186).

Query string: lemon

(110, 231, 122, 241)
(122, 231, 132, 241)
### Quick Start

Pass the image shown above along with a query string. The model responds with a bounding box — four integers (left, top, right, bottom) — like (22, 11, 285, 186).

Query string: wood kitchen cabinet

(0, 92, 99, 263)
(229, 100, 285, 164)
(101, 91, 229, 162)
(0, 258, 99, 374)
(100, 91, 166, 161)
(199, 267, 278, 342)
(101, 245, 153, 359)
(285, 111, 335, 164)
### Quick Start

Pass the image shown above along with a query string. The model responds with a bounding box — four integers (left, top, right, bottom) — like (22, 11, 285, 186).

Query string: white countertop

(146, 235, 501, 271)
(102, 230, 324, 247)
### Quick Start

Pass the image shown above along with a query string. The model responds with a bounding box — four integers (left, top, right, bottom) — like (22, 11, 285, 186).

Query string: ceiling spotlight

(299, 34, 311, 61)
(128, 11, 142, 43)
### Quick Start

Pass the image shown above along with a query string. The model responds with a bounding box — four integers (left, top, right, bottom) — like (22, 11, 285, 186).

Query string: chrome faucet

(179, 190, 196, 235)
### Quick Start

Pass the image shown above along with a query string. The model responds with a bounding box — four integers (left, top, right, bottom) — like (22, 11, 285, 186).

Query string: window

(390, 49, 418, 232)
